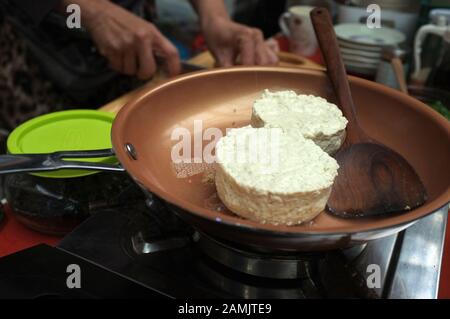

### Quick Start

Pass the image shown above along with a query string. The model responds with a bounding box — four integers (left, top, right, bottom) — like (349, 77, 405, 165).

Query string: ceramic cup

(279, 5, 318, 57)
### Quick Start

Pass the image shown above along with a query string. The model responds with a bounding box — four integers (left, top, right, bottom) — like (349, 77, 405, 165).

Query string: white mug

(279, 5, 318, 57)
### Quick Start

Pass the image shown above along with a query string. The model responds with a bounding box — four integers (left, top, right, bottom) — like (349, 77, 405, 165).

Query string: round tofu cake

(251, 90, 348, 154)
(215, 126, 339, 225)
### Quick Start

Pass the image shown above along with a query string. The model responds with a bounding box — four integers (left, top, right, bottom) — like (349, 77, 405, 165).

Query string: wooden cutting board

(99, 51, 323, 114)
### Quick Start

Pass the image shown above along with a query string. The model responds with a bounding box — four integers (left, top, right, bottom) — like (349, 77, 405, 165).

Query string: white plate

(343, 59, 378, 71)
(339, 46, 382, 58)
(342, 53, 380, 65)
(338, 39, 384, 53)
(335, 23, 406, 47)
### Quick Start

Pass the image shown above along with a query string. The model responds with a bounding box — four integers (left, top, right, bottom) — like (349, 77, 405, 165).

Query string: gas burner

(115, 198, 371, 298)
(191, 232, 374, 298)
(194, 251, 323, 298)
(131, 232, 190, 254)
(120, 196, 193, 258)
(55, 191, 446, 299)
(194, 232, 324, 280)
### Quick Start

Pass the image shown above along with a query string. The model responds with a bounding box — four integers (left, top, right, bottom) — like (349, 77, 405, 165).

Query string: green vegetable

(428, 100, 450, 121)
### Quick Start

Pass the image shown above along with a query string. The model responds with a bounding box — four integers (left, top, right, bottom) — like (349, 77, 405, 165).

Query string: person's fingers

(122, 46, 137, 75)
(106, 50, 123, 73)
(238, 30, 256, 65)
(96, 25, 125, 73)
(265, 38, 280, 54)
(153, 31, 181, 76)
(264, 38, 280, 65)
(215, 50, 234, 67)
(255, 45, 269, 65)
(253, 29, 269, 65)
(115, 29, 137, 76)
(266, 47, 279, 65)
(136, 36, 156, 80)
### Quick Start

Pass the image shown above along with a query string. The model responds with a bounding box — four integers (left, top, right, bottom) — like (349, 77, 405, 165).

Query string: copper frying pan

(0, 67, 450, 252)
(2, 67, 447, 251)
(109, 66, 450, 252)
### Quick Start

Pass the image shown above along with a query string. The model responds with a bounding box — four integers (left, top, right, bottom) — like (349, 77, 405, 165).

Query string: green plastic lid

(7, 110, 116, 179)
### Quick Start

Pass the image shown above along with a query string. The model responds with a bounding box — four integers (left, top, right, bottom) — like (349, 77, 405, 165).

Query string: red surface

(0, 204, 61, 258)
(275, 35, 324, 65)
(438, 208, 450, 299)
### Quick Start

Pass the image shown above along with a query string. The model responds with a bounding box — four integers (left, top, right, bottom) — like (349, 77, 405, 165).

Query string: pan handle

(0, 149, 125, 175)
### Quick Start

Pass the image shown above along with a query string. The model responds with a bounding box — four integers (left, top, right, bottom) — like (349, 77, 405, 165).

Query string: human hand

(201, 16, 279, 67)
(66, 0, 180, 79)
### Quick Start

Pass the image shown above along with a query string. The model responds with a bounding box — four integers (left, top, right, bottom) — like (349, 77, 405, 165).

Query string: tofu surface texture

(251, 90, 348, 154)
(215, 126, 339, 225)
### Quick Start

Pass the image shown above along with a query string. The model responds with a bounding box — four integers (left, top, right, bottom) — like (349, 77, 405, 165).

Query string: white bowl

(338, 39, 384, 53)
(341, 53, 380, 65)
(335, 23, 406, 47)
(340, 47, 382, 58)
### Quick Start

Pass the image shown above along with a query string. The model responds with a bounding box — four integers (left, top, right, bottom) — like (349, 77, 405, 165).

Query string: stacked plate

(334, 23, 406, 76)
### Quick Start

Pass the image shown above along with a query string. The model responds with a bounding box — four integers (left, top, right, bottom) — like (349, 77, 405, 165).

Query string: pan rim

(167, 203, 448, 238)
(112, 66, 450, 235)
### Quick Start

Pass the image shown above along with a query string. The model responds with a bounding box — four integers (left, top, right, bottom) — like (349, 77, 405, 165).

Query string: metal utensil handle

(0, 148, 125, 175)
(52, 148, 116, 158)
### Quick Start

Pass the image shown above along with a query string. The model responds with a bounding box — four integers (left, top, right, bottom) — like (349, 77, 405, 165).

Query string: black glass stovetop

(52, 196, 374, 299)
(1, 180, 445, 299)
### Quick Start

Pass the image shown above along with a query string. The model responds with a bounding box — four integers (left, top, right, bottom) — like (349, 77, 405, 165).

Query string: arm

(60, 0, 180, 79)
(189, 0, 229, 29)
(190, 0, 278, 66)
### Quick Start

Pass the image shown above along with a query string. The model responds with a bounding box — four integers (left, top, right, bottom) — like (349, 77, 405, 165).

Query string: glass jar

(4, 171, 144, 235)
(2, 110, 144, 235)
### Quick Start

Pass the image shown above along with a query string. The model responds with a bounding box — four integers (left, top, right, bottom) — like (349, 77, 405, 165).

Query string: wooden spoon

(310, 8, 427, 218)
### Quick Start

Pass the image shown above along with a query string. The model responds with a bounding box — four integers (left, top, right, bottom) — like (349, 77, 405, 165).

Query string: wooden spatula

(310, 8, 427, 218)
